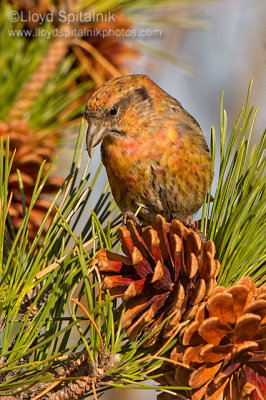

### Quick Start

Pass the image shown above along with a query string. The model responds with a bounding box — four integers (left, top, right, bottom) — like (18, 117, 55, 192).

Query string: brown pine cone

(91, 215, 220, 346)
(0, 120, 62, 242)
(158, 277, 266, 400)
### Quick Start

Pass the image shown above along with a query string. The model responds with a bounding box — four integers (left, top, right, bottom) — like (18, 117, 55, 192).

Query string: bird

(84, 74, 213, 234)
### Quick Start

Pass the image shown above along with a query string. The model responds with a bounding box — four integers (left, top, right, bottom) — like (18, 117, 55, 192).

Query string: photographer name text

(9, 10, 116, 24)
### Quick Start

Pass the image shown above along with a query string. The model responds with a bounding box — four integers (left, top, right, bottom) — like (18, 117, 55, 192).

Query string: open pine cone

(91, 215, 220, 346)
(158, 278, 266, 400)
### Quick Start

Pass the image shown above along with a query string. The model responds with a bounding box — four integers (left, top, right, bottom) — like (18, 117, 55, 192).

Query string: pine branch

(0, 123, 174, 399)
(201, 80, 266, 286)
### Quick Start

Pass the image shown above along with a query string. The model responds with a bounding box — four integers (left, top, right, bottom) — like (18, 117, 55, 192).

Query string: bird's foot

(184, 220, 208, 244)
(122, 211, 142, 234)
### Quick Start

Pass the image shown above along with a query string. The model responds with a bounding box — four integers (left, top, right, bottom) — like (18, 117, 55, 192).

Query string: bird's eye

(109, 106, 118, 116)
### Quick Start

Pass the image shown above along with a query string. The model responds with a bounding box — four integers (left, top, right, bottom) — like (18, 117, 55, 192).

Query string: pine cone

(8, 35, 69, 121)
(0, 120, 62, 242)
(158, 277, 266, 400)
(91, 215, 220, 346)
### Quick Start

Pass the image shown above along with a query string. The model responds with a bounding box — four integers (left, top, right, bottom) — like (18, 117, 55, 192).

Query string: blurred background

(1, 0, 265, 398)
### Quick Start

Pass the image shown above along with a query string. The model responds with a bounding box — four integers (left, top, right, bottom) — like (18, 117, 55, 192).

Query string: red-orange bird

(85, 75, 213, 227)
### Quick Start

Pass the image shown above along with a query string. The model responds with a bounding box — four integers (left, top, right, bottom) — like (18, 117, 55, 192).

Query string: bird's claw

(185, 222, 208, 244)
(122, 211, 142, 234)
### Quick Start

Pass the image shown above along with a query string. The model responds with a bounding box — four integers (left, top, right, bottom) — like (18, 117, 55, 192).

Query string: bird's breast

(101, 137, 147, 183)
(101, 135, 160, 208)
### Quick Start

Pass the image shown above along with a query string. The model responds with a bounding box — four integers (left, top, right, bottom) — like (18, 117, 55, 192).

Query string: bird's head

(84, 74, 160, 157)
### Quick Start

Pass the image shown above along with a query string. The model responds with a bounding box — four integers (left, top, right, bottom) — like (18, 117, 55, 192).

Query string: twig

(92, 380, 98, 400)
(31, 380, 61, 400)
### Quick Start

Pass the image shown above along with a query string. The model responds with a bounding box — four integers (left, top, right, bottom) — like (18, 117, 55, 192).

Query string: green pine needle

(201, 79, 265, 286)
(0, 1, 92, 129)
